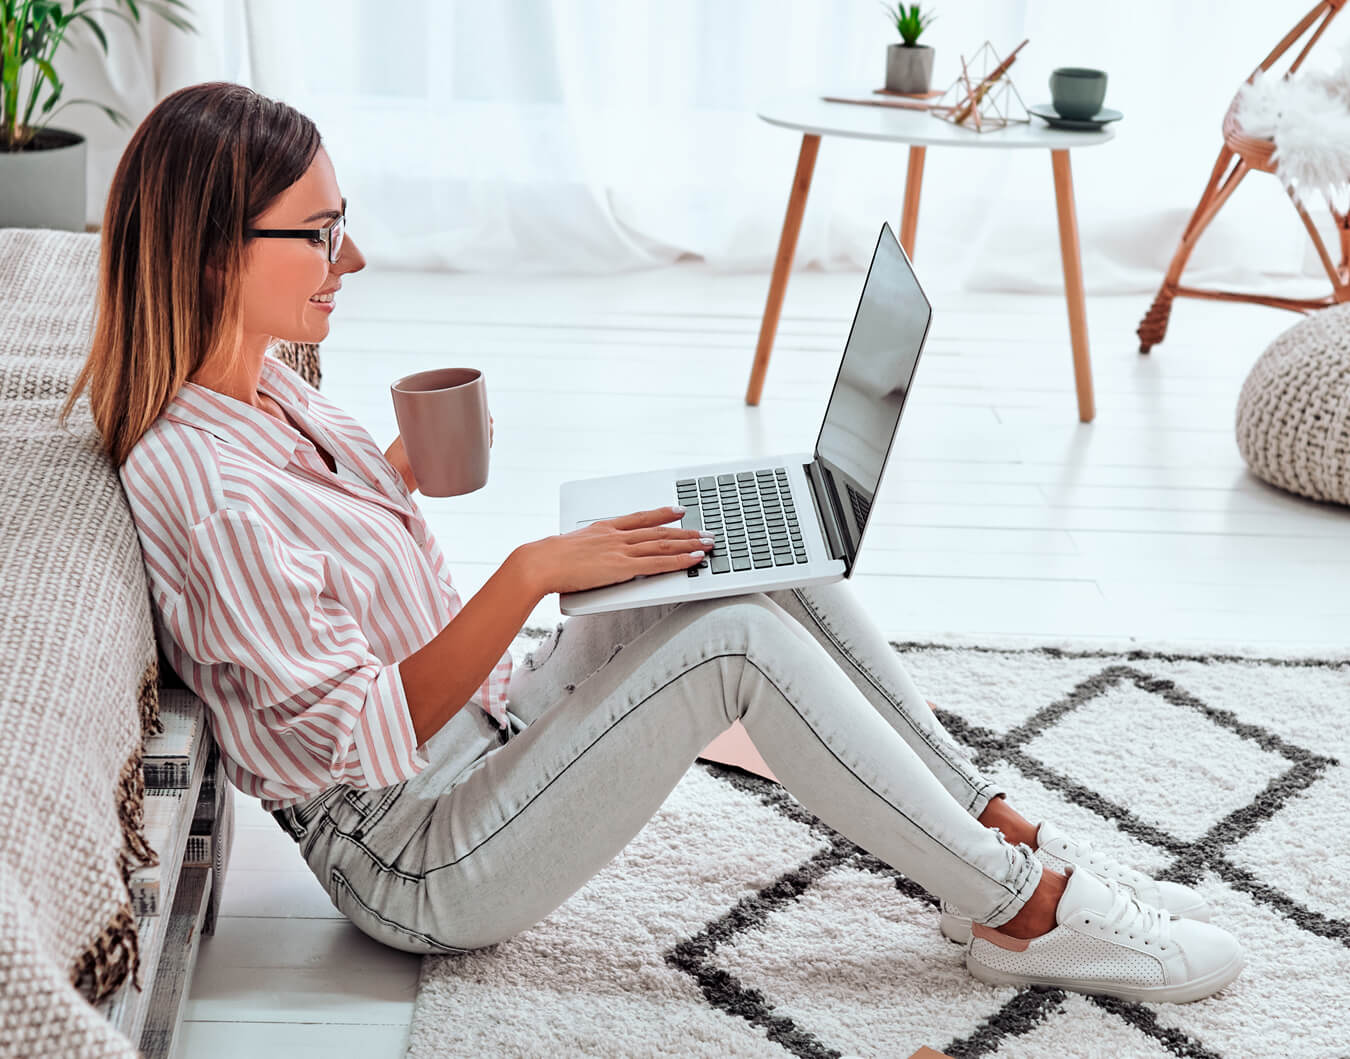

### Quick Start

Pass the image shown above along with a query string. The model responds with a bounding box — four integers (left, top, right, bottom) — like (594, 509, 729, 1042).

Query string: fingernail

(673, 505, 686, 514)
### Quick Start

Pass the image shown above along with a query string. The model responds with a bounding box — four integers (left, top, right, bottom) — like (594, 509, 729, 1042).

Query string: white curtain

(56, 0, 1350, 292)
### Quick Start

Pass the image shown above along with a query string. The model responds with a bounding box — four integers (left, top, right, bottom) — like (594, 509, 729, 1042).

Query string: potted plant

(881, 2, 937, 96)
(1, 0, 194, 231)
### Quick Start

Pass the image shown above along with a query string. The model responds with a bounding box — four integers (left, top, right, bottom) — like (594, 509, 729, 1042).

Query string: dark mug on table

(1049, 67, 1107, 121)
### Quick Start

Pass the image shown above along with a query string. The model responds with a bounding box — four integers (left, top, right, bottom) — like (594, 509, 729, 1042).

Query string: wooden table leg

(746, 133, 820, 406)
(1050, 148, 1096, 423)
(899, 145, 926, 259)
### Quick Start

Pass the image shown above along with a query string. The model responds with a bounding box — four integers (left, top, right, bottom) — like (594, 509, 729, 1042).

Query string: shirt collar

(161, 352, 430, 550)
(162, 353, 314, 470)
(258, 352, 311, 410)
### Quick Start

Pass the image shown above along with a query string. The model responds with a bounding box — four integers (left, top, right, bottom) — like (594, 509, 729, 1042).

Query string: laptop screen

(812, 222, 932, 567)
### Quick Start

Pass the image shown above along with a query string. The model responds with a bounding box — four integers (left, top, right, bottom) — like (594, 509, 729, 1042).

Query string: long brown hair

(58, 81, 322, 467)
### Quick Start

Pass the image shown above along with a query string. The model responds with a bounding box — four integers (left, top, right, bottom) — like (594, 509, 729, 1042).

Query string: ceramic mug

(390, 367, 491, 497)
(1049, 67, 1107, 120)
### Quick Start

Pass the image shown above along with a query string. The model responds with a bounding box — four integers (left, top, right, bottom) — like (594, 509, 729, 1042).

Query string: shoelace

(1052, 835, 1147, 889)
(1095, 876, 1174, 950)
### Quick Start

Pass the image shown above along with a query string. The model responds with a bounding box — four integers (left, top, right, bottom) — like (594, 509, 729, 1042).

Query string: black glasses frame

(246, 197, 347, 263)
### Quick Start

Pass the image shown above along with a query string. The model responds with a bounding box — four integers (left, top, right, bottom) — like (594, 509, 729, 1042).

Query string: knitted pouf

(1236, 304, 1350, 506)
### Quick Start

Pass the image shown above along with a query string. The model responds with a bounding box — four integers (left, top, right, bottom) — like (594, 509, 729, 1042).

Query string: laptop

(558, 220, 932, 616)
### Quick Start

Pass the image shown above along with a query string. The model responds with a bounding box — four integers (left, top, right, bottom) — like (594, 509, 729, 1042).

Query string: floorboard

(175, 262, 1350, 1054)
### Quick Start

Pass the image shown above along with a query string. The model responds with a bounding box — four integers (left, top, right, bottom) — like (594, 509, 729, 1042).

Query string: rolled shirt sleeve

(163, 507, 430, 798)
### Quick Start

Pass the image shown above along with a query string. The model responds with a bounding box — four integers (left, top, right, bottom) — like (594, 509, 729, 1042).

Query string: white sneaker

(965, 865, 1244, 1004)
(940, 819, 1211, 945)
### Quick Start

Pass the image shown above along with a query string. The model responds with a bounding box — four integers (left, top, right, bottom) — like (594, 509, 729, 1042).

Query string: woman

(63, 82, 1243, 1005)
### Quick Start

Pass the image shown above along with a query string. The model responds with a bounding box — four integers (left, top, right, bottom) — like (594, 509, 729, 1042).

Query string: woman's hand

(519, 505, 711, 596)
(385, 415, 493, 494)
(384, 434, 417, 493)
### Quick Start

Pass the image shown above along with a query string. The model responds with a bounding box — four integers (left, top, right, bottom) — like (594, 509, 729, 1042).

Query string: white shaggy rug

(405, 634, 1350, 1058)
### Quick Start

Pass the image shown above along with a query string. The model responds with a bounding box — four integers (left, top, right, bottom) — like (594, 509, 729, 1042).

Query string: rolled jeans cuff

(966, 778, 1009, 822)
(977, 838, 1044, 930)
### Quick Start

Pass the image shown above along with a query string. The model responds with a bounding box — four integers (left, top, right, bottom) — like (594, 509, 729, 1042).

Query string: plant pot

(0, 128, 87, 231)
(885, 43, 935, 95)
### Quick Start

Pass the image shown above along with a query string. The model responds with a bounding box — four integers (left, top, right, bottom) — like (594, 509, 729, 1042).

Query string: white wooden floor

(173, 263, 1350, 1058)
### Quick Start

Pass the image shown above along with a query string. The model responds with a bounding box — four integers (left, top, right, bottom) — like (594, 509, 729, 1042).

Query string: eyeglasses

(246, 197, 347, 263)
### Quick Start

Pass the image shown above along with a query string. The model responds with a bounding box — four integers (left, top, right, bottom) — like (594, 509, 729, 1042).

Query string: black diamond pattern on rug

(670, 643, 1348, 1059)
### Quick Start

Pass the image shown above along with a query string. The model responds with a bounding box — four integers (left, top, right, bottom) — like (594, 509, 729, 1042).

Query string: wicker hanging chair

(1138, 0, 1350, 353)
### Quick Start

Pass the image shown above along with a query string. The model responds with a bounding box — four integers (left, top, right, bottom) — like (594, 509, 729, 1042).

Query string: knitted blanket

(0, 229, 162, 1057)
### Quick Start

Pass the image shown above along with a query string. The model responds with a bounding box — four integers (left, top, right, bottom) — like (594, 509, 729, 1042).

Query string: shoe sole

(940, 912, 972, 945)
(965, 949, 1245, 1004)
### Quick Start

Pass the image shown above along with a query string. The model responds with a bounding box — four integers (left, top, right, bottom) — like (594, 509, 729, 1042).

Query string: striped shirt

(118, 352, 512, 811)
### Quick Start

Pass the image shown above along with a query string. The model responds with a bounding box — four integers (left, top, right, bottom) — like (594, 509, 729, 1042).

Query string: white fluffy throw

(1236, 37, 1350, 212)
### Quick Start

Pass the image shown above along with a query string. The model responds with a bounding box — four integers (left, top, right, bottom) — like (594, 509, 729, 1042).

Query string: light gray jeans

(271, 582, 1043, 954)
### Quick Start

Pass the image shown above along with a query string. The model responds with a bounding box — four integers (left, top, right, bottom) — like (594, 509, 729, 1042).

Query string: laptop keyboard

(676, 468, 808, 577)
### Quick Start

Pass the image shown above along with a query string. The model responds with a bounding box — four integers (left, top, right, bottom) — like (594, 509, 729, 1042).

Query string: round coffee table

(747, 96, 1117, 422)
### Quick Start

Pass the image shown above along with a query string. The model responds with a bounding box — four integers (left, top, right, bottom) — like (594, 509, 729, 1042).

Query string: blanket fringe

(140, 652, 164, 738)
(70, 658, 164, 1003)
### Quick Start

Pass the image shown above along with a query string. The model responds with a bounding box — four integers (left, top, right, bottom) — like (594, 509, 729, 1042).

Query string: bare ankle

(978, 795, 1040, 851)
(995, 867, 1067, 939)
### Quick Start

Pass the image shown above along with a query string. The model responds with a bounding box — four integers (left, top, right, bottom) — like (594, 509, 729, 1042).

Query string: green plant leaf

(135, 0, 195, 32)
(38, 78, 60, 112)
(20, 13, 55, 62)
(80, 6, 140, 33)
(32, 54, 57, 91)
(75, 12, 108, 54)
(2, 0, 194, 145)
(43, 94, 127, 126)
(878, 0, 902, 33)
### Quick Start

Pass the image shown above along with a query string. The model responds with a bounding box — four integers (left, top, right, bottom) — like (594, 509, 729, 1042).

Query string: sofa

(0, 227, 320, 1057)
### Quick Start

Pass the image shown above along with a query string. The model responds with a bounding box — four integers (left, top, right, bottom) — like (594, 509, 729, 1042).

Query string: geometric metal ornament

(932, 39, 1031, 133)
